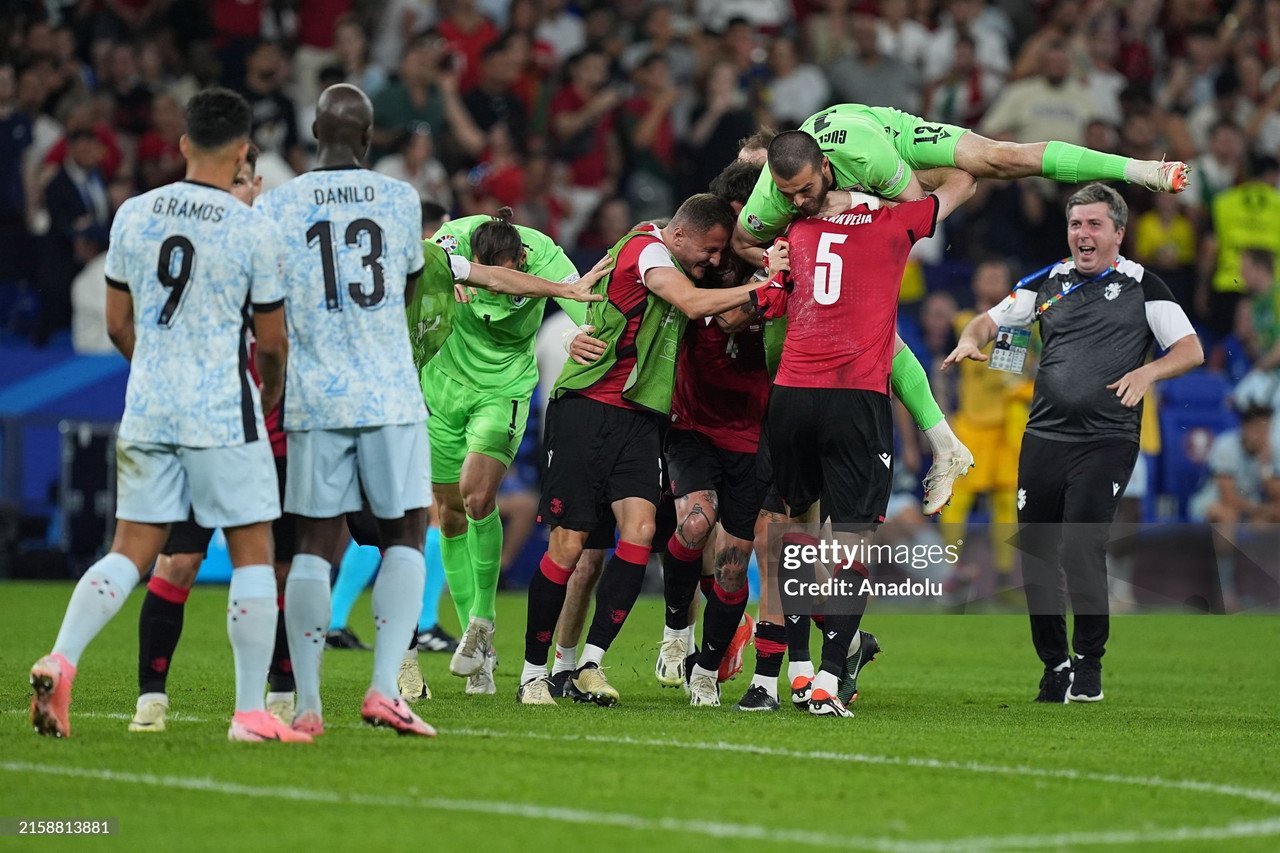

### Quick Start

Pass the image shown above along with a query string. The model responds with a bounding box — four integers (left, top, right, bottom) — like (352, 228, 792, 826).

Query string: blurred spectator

(467, 122, 525, 211)
(679, 61, 756, 200)
(923, 34, 1002, 127)
(373, 0, 437, 73)
(827, 11, 919, 114)
(1133, 192, 1198, 309)
(621, 3, 696, 86)
(514, 153, 566, 242)
(694, 0, 788, 33)
(1080, 20, 1126, 124)
(619, 53, 679, 221)
(979, 40, 1092, 145)
(136, 93, 186, 190)
(923, 0, 1010, 83)
(582, 7, 627, 70)
(802, 0, 854, 68)
(39, 128, 109, 344)
(106, 41, 153, 138)
(372, 33, 484, 165)
(721, 18, 770, 100)
(1187, 401, 1280, 526)
(762, 34, 828, 128)
(573, 195, 632, 266)
(0, 62, 32, 280)
(375, 123, 453, 208)
(876, 0, 930, 71)
(437, 0, 500, 92)
(242, 41, 306, 175)
(549, 49, 621, 249)
(211, 0, 264, 91)
(333, 15, 388, 98)
(1200, 157, 1280, 334)
(69, 224, 112, 354)
(1238, 54, 1280, 157)
(1234, 249, 1280, 372)
(918, 290, 959, 377)
(43, 98, 125, 182)
(1189, 73, 1255, 153)
(1184, 120, 1246, 216)
(464, 37, 530, 150)
(421, 199, 449, 238)
(293, 0, 354, 109)
(537, 0, 586, 62)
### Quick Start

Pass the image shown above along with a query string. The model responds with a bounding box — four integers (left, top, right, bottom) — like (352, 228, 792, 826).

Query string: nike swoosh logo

(380, 700, 414, 725)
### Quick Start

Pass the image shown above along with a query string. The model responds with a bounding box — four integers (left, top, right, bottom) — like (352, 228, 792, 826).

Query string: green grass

(2, 581, 1279, 851)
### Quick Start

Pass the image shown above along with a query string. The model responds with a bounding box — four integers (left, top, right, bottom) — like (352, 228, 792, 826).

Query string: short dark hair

(1242, 247, 1275, 274)
(737, 126, 776, 155)
(473, 209, 523, 266)
(244, 142, 260, 171)
(767, 130, 823, 180)
(1066, 183, 1128, 230)
(670, 193, 736, 235)
(421, 200, 448, 229)
(185, 87, 252, 152)
(710, 160, 762, 206)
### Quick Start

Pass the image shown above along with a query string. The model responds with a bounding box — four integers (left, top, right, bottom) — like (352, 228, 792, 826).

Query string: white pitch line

(9, 712, 1280, 849)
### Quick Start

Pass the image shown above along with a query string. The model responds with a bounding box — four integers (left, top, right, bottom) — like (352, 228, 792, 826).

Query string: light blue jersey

(258, 167, 426, 431)
(104, 180, 285, 447)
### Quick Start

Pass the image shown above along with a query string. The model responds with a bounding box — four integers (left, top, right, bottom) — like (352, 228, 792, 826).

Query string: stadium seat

(1157, 409, 1238, 521)
(1158, 370, 1232, 410)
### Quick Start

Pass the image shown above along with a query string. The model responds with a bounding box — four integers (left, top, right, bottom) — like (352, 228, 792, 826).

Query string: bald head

(313, 83, 373, 156)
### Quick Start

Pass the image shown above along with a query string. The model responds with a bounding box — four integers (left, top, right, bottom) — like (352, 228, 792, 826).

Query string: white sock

(813, 670, 839, 696)
(788, 660, 815, 682)
(691, 664, 717, 682)
(686, 624, 696, 649)
(663, 625, 686, 643)
(552, 644, 577, 674)
(370, 545, 425, 698)
(521, 661, 547, 684)
(751, 673, 777, 698)
(227, 564, 277, 714)
(265, 691, 294, 705)
(285, 553, 331, 716)
(137, 691, 168, 711)
(1054, 659, 1072, 672)
(52, 552, 140, 666)
(1123, 159, 1156, 184)
(924, 419, 960, 455)
(580, 643, 605, 668)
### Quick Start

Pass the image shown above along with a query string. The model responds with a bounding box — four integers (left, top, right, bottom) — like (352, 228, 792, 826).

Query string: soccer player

(257, 83, 438, 737)
(128, 145, 301, 733)
(419, 210, 593, 697)
(767, 131, 978, 718)
(517, 194, 789, 706)
(735, 133, 975, 516)
(28, 88, 304, 742)
(735, 104, 1188, 257)
(944, 183, 1203, 704)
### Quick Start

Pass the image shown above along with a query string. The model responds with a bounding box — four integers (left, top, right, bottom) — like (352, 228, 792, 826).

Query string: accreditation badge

(988, 325, 1031, 374)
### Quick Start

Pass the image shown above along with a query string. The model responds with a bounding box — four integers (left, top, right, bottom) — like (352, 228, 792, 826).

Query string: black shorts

(538, 394, 665, 532)
(665, 428, 766, 541)
(160, 454, 297, 560)
(767, 385, 894, 527)
(754, 419, 786, 516)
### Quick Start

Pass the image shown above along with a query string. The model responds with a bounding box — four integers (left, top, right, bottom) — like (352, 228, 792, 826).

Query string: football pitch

(2, 582, 1278, 851)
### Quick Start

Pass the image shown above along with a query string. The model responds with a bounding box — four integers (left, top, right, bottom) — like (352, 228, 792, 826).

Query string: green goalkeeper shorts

(869, 105, 968, 170)
(422, 362, 529, 483)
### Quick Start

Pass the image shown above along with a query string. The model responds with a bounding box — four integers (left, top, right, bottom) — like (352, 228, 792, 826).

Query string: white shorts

(116, 439, 281, 528)
(285, 423, 432, 519)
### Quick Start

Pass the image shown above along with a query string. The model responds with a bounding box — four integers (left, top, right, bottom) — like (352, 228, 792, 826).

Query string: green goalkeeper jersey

(427, 216, 587, 397)
(738, 103, 965, 244)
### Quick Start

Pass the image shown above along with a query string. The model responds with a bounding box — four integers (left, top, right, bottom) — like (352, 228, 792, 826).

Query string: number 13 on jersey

(306, 218, 387, 312)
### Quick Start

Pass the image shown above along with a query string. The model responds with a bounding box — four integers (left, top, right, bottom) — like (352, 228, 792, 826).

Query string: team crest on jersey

(1104, 282, 1121, 301)
(747, 214, 763, 232)
(1017, 488, 1027, 510)
(510, 295, 528, 307)
(436, 234, 459, 253)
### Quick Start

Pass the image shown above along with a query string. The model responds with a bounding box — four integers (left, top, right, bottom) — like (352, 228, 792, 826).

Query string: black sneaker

(734, 684, 780, 712)
(548, 669, 587, 700)
(325, 627, 371, 650)
(414, 624, 459, 653)
(1035, 664, 1073, 703)
(1067, 656, 1103, 702)
(836, 631, 881, 705)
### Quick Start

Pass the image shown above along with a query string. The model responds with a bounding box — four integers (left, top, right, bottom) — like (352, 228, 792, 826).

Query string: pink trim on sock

(839, 560, 870, 580)
(699, 575, 715, 597)
(713, 581, 749, 606)
(147, 575, 191, 604)
(756, 637, 787, 656)
(666, 534, 703, 563)
(539, 554, 573, 585)
(614, 541, 650, 565)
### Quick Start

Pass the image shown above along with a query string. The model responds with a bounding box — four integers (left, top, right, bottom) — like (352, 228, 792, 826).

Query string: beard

(796, 172, 833, 218)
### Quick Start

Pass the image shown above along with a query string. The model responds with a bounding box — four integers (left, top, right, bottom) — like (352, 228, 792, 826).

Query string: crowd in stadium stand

(2, 0, 1280, 535)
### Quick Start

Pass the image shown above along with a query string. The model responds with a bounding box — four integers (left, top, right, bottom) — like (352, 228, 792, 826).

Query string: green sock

(891, 346, 944, 431)
(1042, 141, 1128, 183)
(467, 508, 504, 623)
(440, 530, 475, 630)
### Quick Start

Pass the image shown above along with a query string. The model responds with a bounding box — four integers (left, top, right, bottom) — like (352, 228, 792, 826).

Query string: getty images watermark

(770, 527, 961, 615)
